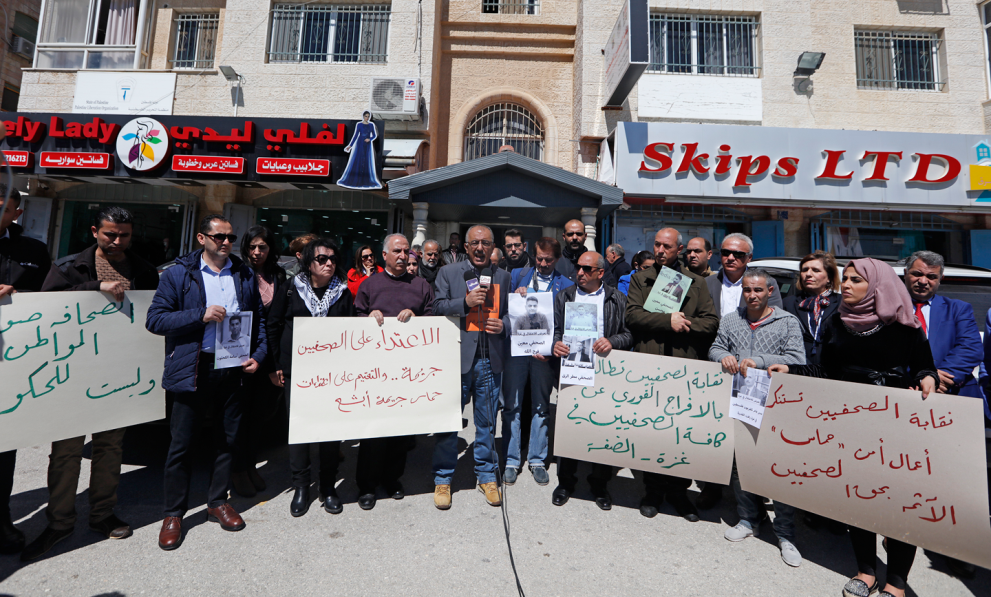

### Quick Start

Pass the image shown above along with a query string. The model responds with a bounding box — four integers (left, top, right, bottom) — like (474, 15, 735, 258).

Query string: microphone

(464, 270, 480, 292)
(479, 267, 493, 288)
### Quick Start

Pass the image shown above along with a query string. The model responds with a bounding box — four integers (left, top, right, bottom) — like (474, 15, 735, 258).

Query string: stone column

(581, 207, 598, 251)
(542, 227, 558, 241)
(411, 202, 429, 248)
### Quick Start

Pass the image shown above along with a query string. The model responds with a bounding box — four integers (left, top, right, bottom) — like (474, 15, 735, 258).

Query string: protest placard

(214, 311, 252, 369)
(288, 315, 463, 444)
(509, 292, 553, 357)
(555, 350, 734, 484)
(0, 291, 165, 452)
(560, 302, 598, 386)
(644, 266, 691, 314)
(734, 372, 991, 569)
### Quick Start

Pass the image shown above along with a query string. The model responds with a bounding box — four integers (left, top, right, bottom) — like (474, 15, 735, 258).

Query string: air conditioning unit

(11, 36, 35, 60)
(370, 78, 420, 120)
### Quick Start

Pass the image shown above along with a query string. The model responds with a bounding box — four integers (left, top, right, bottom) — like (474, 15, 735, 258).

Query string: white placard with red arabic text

(734, 372, 991, 569)
(288, 316, 462, 443)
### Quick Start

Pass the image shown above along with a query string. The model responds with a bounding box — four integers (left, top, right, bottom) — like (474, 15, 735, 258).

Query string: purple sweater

(355, 270, 435, 317)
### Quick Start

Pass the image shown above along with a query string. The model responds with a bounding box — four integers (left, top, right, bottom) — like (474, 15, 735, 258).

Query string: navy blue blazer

(927, 294, 984, 398)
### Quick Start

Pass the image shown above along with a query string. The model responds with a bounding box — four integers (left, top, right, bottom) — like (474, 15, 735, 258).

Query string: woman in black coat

(771, 258, 938, 597)
(782, 250, 840, 366)
(268, 238, 355, 517)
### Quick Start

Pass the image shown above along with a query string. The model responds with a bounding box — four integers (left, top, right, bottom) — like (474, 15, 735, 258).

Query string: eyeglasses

(505, 242, 523, 250)
(467, 240, 494, 248)
(361, 254, 375, 260)
(720, 249, 750, 260)
(577, 265, 602, 274)
(205, 233, 237, 244)
(314, 254, 336, 265)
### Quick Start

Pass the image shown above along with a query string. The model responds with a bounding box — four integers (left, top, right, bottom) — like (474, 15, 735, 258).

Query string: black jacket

(783, 292, 840, 366)
(0, 223, 51, 291)
(555, 245, 586, 283)
(603, 257, 632, 288)
(553, 284, 633, 351)
(267, 279, 355, 377)
(42, 244, 159, 292)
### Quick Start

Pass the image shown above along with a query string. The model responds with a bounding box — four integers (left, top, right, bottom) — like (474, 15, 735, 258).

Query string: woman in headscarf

(770, 258, 938, 597)
(267, 238, 355, 517)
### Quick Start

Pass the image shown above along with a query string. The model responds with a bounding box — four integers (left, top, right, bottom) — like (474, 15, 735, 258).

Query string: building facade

(1, 0, 41, 113)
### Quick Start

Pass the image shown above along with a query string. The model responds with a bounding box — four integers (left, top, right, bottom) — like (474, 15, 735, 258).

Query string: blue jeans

(500, 355, 553, 469)
(432, 358, 501, 485)
(731, 459, 796, 542)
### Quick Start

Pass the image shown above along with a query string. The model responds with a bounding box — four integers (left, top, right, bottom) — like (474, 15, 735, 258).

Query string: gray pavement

(1, 409, 988, 597)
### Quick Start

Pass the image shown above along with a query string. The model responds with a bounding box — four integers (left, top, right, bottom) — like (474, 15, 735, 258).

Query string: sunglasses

(205, 233, 237, 244)
(314, 254, 336, 265)
(577, 265, 601, 274)
(361, 254, 375, 260)
(720, 249, 749, 260)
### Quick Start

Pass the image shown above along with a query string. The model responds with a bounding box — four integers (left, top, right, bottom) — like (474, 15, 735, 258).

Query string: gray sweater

(708, 306, 807, 370)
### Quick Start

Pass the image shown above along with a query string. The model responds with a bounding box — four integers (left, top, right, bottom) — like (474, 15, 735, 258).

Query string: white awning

(383, 139, 427, 159)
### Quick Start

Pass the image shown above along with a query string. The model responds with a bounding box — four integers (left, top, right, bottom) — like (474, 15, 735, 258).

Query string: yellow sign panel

(968, 164, 991, 190)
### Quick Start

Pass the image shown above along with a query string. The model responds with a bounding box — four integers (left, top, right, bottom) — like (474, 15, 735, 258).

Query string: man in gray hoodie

(708, 268, 806, 568)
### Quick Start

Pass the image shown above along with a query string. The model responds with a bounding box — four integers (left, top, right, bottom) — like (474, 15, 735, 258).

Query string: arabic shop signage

(615, 122, 991, 207)
(0, 113, 384, 184)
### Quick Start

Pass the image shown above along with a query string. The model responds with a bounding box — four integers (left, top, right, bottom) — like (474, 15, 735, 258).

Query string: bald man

(555, 219, 587, 283)
(625, 227, 718, 523)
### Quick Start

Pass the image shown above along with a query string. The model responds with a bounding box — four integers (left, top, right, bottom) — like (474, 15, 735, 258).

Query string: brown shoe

(158, 517, 182, 551)
(434, 484, 452, 510)
(206, 504, 246, 531)
(478, 482, 502, 506)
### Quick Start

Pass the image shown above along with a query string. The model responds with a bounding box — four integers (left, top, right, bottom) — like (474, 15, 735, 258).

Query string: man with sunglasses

(502, 237, 574, 487)
(18, 208, 159, 561)
(626, 228, 719, 523)
(146, 214, 267, 551)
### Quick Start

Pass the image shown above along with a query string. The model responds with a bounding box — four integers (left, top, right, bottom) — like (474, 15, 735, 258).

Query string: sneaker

(530, 465, 549, 486)
(478, 482, 502, 506)
(842, 578, 879, 597)
(779, 538, 802, 567)
(434, 484, 452, 510)
(503, 467, 518, 485)
(724, 521, 757, 542)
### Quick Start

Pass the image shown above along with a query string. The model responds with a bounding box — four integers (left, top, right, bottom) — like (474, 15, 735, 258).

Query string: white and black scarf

(293, 272, 346, 317)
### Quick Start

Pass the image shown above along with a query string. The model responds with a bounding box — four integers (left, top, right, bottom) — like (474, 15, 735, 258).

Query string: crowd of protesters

(1, 194, 988, 594)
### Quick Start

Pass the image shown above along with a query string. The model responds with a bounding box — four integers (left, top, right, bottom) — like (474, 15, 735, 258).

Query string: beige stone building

(6, 0, 991, 266)
(1, 0, 41, 112)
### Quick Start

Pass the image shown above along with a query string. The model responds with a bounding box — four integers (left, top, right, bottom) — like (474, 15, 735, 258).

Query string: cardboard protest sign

(466, 284, 499, 332)
(214, 311, 252, 369)
(644, 266, 691, 314)
(560, 302, 598, 386)
(0, 291, 165, 452)
(735, 372, 991, 569)
(508, 293, 553, 356)
(289, 316, 462, 444)
(729, 369, 771, 428)
(555, 351, 734, 484)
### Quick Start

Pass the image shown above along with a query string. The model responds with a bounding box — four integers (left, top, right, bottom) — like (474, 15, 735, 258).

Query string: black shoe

(639, 494, 663, 518)
(592, 490, 613, 511)
(20, 527, 73, 562)
(696, 483, 723, 510)
(89, 514, 132, 539)
(667, 490, 700, 522)
(290, 486, 310, 517)
(358, 493, 376, 511)
(385, 483, 405, 500)
(0, 517, 25, 555)
(323, 493, 343, 515)
(551, 486, 571, 506)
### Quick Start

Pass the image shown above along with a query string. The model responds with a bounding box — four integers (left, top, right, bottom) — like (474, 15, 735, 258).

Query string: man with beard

(442, 232, 468, 265)
(555, 219, 587, 282)
(501, 229, 533, 272)
(418, 239, 443, 292)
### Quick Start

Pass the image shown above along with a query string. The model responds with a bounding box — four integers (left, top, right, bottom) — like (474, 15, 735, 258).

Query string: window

(36, 0, 142, 69)
(647, 13, 759, 76)
(1, 84, 20, 112)
(482, 0, 538, 15)
(268, 4, 390, 63)
(13, 12, 39, 43)
(463, 103, 543, 162)
(854, 30, 943, 91)
(171, 14, 219, 69)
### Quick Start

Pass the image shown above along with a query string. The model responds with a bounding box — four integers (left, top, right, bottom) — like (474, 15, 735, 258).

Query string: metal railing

(855, 30, 944, 91)
(463, 103, 543, 162)
(170, 14, 219, 69)
(269, 4, 390, 64)
(482, 0, 539, 15)
(647, 13, 760, 76)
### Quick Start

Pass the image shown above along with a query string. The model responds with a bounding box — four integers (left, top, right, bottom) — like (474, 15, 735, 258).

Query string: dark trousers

(47, 429, 126, 530)
(163, 356, 242, 518)
(285, 382, 340, 494)
(850, 528, 916, 590)
(643, 471, 691, 496)
(557, 458, 615, 494)
(234, 376, 282, 472)
(356, 436, 408, 494)
(0, 450, 14, 520)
